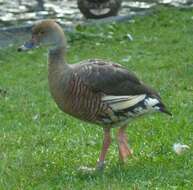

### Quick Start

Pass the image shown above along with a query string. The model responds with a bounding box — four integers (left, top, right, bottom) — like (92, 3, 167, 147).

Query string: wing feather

(102, 94, 146, 111)
(71, 59, 160, 98)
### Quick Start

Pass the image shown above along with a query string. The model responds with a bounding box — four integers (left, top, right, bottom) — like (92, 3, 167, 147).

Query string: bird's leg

(117, 126, 133, 162)
(96, 127, 111, 170)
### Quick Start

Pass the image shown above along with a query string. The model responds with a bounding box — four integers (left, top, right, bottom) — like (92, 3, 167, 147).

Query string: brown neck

(48, 46, 70, 82)
(48, 46, 66, 65)
(48, 45, 71, 87)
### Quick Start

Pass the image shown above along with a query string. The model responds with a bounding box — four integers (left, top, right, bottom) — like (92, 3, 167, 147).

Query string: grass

(0, 6, 193, 189)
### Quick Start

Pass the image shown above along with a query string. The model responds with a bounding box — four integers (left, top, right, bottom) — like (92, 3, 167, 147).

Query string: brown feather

(72, 59, 160, 98)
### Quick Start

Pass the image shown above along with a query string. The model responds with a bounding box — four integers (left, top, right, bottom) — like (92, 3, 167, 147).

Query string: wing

(71, 59, 160, 98)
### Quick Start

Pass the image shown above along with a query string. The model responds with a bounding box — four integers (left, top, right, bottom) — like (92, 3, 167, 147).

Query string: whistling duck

(18, 20, 171, 170)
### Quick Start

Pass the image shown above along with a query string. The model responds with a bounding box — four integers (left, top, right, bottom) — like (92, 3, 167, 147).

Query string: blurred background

(1, 0, 193, 28)
(0, 0, 193, 48)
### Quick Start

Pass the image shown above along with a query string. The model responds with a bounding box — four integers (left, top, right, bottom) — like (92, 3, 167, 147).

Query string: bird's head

(18, 20, 66, 52)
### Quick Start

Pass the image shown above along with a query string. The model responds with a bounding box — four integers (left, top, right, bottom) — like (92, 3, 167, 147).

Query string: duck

(77, 0, 122, 19)
(18, 20, 171, 170)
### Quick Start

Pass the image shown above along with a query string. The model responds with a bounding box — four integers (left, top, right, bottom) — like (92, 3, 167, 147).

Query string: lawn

(0, 6, 193, 190)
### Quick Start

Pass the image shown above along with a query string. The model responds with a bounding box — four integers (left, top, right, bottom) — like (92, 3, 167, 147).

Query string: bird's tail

(158, 103, 172, 116)
(102, 94, 172, 117)
(143, 96, 172, 116)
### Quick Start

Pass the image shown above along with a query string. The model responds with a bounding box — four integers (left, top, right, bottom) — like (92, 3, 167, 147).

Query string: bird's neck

(48, 46, 71, 84)
(48, 46, 68, 66)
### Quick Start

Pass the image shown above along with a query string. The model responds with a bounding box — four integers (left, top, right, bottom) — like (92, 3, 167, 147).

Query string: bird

(18, 20, 171, 170)
(77, 0, 122, 19)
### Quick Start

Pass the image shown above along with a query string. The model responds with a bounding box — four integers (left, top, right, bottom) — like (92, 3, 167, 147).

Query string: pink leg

(117, 126, 133, 162)
(96, 127, 111, 170)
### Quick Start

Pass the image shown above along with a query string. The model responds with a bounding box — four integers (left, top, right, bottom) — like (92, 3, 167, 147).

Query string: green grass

(0, 7, 193, 189)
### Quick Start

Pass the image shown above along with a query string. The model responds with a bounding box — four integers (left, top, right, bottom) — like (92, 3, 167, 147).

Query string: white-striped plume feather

(102, 94, 146, 111)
